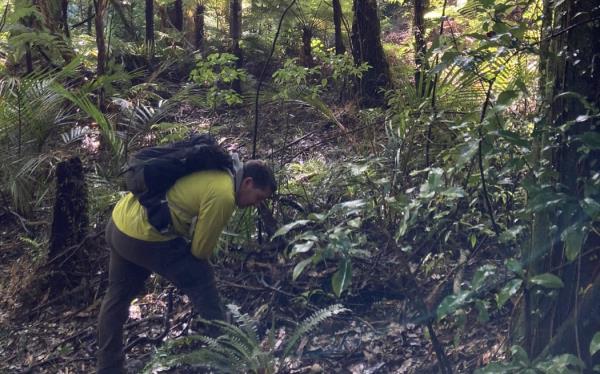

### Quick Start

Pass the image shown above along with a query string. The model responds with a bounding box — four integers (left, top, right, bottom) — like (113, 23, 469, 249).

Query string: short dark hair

(243, 160, 277, 193)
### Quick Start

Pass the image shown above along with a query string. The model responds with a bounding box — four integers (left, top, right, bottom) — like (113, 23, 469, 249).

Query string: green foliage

(273, 199, 367, 297)
(0, 69, 73, 213)
(189, 53, 247, 109)
(272, 53, 368, 101)
(476, 345, 586, 374)
(144, 304, 348, 373)
(272, 58, 321, 99)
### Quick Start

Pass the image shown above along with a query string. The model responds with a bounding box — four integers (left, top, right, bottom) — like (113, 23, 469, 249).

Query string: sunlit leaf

(290, 241, 315, 257)
(581, 198, 600, 220)
(496, 279, 522, 308)
(562, 225, 585, 262)
(272, 220, 312, 239)
(529, 273, 564, 289)
(292, 258, 312, 281)
(591, 332, 600, 356)
(331, 258, 352, 297)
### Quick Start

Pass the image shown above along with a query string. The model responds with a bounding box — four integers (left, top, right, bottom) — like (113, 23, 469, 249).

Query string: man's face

(236, 177, 272, 208)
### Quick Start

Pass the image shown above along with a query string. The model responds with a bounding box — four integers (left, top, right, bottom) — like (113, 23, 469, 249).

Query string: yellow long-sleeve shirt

(112, 170, 235, 259)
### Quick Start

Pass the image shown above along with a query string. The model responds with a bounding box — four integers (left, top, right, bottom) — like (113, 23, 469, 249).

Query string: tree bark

(332, 0, 345, 55)
(413, 0, 427, 96)
(171, 0, 183, 31)
(525, 0, 600, 367)
(46, 157, 89, 298)
(194, 4, 205, 53)
(301, 26, 313, 67)
(48, 157, 88, 259)
(350, 0, 390, 107)
(61, 0, 69, 37)
(145, 0, 155, 60)
(230, 0, 242, 93)
(94, 0, 108, 112)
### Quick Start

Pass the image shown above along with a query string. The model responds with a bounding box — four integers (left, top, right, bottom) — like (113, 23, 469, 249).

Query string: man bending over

(97, 159, 276, 373)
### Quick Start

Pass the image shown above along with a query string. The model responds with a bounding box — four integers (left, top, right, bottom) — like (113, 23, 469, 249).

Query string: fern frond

(282, 304, 348, 357)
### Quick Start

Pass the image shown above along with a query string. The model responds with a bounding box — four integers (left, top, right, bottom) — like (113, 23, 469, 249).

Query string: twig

(0, 3, 9, 33)
(70, 13, 96, 29)
(477, 81, 500, 235)
(124, 288, 174, 352)
(45, 231, 103, 267)
(252, 0, 298, 159)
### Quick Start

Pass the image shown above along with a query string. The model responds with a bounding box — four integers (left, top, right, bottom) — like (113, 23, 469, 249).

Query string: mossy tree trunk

(525, 0, 600, 367)
(47, 157, 89, 294)
(350, 0, 390, 107)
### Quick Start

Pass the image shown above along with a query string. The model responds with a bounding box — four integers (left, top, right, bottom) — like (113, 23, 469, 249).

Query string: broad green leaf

(562, 225, 585, 262)
(331, 258, 352, 297)
(536, 353, 584, 372)
(347, 217, 362, 228)
(441, 186, 465, 199)
(496, 279, 522, 308)
(497, 90, 519, 106)
(457, 140, 478, 167)
(437, 290, 471, 320)
(420, 168, 444, 197)
(308, 213, 328, 222)
(496, 129, 529, 148)
(290, 241, 315, 257)
(506, 258, 523, 275)
(292, 258, 312, 281)
(339, 199, 366, 210)
(581, 198, 600, 220)
(472, 264, 497, 289)
(580, 132, 600, 149)
(511, 345, 530, 366)
(272, 220, 312, 239)
(591, 332, 600, 356)
(470, 234, 477, 248)
(475, 300, 489, 323)
(529, 273, 564, 289)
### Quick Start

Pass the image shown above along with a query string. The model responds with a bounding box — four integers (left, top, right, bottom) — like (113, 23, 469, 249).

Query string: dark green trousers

(97, 219, 223, 374)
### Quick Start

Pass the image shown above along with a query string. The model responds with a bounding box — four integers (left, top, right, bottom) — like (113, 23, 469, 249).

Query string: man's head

(236, 160, 276, 208)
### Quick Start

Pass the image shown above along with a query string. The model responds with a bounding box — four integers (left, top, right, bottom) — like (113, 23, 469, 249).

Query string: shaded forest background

(0, 0, 599, 372)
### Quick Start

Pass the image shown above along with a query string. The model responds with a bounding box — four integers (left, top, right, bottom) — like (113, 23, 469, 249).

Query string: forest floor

(0, 102, 512, 373)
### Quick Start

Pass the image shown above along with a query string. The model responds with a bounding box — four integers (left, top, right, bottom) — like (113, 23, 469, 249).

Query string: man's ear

(241, 176, 254, 188)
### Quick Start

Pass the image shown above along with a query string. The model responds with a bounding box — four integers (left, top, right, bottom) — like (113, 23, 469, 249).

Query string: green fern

(144, 304, 348, 374)
(282, 304, 348, 357)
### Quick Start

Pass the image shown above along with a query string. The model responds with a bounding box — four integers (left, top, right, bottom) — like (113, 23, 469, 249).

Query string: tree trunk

(350, 0, 390, 107)
(94, 0, 108, 112)
(301, 26, 313, 67)
(171, 0, 183, 31)
(33, 0, 74, 62)
(145, 0, 155, 60)
(229, 0, 242, 93)
(525, 0, 600, 367)
(48, 157, 88, 259)
(61, 0, 69, 38)
(46, 157, 89, 296)
(87, 4, 93, 34)
(413, 0, 427, 96)
(332, 0, 345, 55)
(194, 4, 205, 53)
